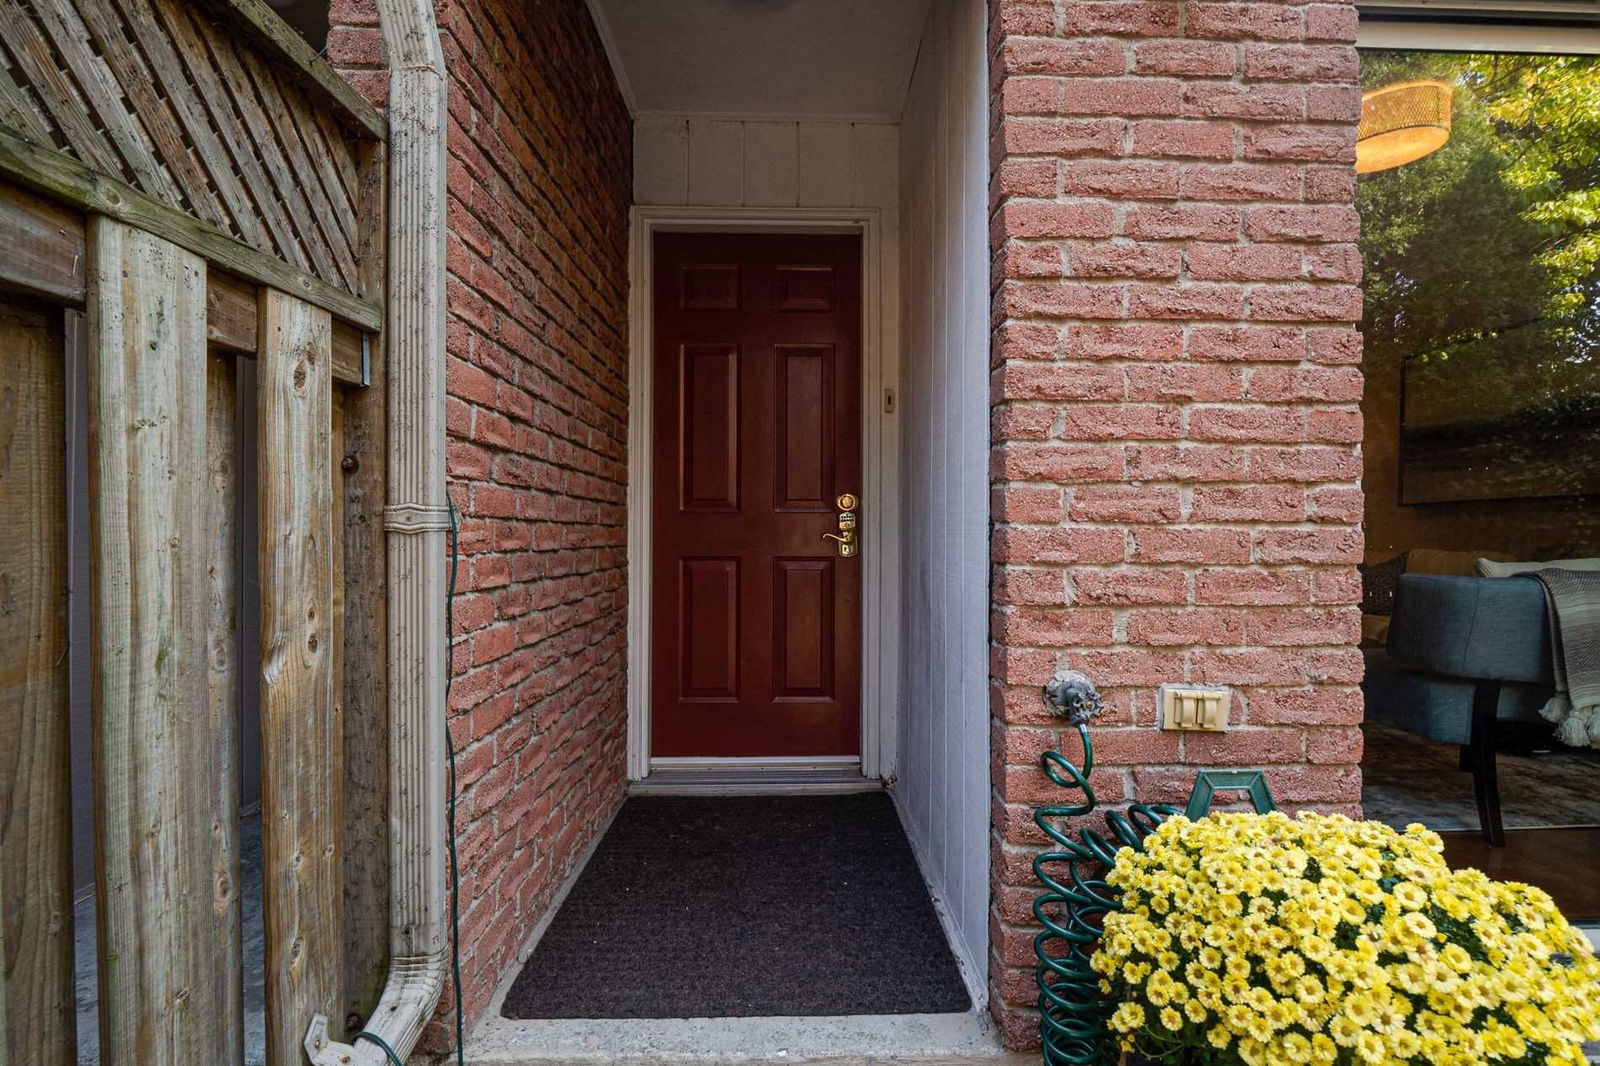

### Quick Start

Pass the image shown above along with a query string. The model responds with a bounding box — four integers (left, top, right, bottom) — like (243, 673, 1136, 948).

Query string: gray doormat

(1362, 726, 1600, 831)
(500, 793, 972, 1019)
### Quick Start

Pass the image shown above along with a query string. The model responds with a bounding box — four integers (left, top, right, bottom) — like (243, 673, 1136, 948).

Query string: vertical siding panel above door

(687, 120, 744, 205)
(742, 122, 799, 206)
(797, 122, 854, 207)
(0, 297, 74, 1066)
(851, 124, 900, 208)
(256, 287, 341, 1066)
(633, 119, 906, 211)
(87, 218, 237, 1063)
(634, 117, 689, 205)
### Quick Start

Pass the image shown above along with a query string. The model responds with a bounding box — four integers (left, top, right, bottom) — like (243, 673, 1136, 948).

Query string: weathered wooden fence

(0, 1, 389, 1062)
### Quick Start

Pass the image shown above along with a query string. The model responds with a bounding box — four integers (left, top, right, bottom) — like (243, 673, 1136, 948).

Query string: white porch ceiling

(590, 0, 932, 121)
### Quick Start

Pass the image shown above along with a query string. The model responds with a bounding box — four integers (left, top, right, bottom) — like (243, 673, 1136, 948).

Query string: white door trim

(625, 205, 901, 783)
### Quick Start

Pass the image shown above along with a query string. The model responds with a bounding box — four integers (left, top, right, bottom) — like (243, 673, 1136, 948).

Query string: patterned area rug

(1362, 726, 1600, 831)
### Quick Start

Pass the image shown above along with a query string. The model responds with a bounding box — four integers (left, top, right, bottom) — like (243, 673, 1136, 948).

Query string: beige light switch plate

(1158, 684, 1230, 731)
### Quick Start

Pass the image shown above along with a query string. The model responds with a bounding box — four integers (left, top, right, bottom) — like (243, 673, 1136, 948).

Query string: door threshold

(467, 1011, 1029, 1066)
(633, 758, 877, 795)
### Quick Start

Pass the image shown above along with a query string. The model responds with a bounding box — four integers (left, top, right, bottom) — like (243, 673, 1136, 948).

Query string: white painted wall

(893, 0, 990, 998)
(634, 117, 899, 209)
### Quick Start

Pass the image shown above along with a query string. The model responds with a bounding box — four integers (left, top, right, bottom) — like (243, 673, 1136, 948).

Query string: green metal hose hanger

(1030, 671, 1275, 1066)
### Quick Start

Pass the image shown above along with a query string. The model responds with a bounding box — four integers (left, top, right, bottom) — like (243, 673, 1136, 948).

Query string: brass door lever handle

(821, 531, 858, 557)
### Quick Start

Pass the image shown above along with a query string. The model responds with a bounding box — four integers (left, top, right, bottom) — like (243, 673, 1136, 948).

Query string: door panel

(652, 232, 862, 759)
(679, 344, 739, 511)
(679, 558, 739, 699)
(774, 558, 835, 699)
(776, 344, 834, 510)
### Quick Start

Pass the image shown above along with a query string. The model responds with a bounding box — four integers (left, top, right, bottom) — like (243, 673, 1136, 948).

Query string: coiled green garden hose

(1031, 671, 1178, 1066)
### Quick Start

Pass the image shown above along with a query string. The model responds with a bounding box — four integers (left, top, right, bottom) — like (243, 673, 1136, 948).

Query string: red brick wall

(329, 0, 632, 1048)
(987, 0, 1364, 1047)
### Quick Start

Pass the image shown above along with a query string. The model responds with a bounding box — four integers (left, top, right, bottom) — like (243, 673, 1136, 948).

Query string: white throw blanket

(1528, 568, 1600, 749)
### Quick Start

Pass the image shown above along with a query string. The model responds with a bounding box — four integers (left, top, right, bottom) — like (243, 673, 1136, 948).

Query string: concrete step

(464, 1012, 1032, 1066)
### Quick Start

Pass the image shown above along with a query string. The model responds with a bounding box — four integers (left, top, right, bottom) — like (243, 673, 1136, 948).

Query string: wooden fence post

(87, 217, 242, 1064)
(258, 286, 342, 1064)
(86, 219, 240, 1056)
(0, 297, 75, 1066)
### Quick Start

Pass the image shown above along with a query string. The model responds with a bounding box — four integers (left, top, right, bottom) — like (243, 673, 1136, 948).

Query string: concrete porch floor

(467, 790, 1018, 1066)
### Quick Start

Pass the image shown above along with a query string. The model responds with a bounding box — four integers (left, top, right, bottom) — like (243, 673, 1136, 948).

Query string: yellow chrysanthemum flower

(1088, 812, 1600, 1065)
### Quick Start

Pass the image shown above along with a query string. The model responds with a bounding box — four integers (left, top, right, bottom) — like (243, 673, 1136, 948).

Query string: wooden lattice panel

(0, 0, 376, 301)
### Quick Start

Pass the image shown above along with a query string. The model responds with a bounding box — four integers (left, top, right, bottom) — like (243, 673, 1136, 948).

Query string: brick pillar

(987, 0, 1365, 1045)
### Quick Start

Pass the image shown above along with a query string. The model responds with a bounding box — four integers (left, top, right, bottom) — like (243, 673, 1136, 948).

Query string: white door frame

(625, 204, 901, 782)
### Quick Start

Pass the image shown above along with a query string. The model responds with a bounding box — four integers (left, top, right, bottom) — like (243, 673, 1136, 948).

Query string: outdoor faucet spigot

(1042, 670, 1104, 726)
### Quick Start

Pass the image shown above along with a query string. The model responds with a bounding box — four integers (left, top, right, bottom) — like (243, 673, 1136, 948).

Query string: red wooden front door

(651, 232, 863, 759)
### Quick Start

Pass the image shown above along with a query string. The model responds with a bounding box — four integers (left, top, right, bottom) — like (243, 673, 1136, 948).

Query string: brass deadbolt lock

(823, 492, 861, 557)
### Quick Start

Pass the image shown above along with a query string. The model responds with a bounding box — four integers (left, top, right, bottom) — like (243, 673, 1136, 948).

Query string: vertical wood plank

(87, 217, 236, 1064)
(343, 143, 389, 1032)
(851, 124, 900, 207)
(257, 287, 341, 1064)
(687, 120, 744, 205)
(330, 397, 345, 663)
(797, 122, 854, 207)
(330, 392, 346, 973)
(0, 296, 74, 1066)
(743, 122, 799, 207)
(0, 871, 7, 1066)
(634, 117, 688, 206)
(339, 376, 388, 1028)
(205, 351, 245, 1061)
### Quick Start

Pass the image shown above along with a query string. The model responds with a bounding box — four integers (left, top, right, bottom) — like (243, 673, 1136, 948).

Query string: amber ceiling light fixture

(1357, 79, 1454, 174)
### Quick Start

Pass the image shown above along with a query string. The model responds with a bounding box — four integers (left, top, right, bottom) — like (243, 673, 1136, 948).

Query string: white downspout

(306, 0, 450, 1062)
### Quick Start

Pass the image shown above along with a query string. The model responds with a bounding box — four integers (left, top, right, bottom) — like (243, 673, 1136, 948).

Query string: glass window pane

(1359, 51, 1600, 556)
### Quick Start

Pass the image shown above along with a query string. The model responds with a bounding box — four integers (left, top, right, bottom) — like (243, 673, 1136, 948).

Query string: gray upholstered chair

(1361, 573, 1555, 845)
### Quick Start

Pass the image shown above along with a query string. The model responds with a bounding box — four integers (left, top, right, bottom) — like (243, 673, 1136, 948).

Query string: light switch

(1159, 685, 1230, 731)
